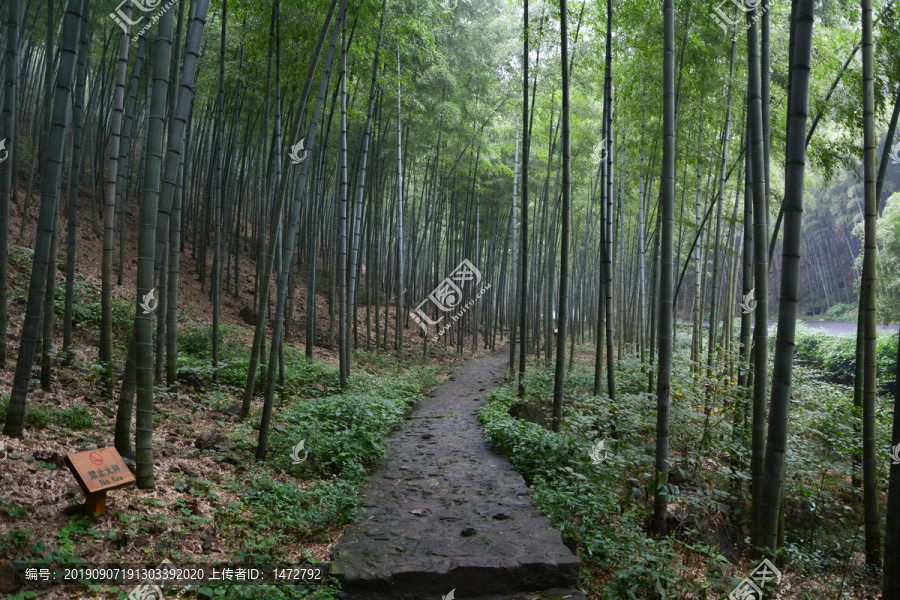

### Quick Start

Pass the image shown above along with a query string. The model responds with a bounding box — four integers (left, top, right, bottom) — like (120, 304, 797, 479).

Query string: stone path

(332, 347, 582, 600)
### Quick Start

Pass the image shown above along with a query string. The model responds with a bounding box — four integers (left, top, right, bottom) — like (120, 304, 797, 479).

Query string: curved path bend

(332, 347, 582, 600)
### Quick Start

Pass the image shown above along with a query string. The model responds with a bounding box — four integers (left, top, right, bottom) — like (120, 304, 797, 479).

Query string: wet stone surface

(332, 348, 581, 600)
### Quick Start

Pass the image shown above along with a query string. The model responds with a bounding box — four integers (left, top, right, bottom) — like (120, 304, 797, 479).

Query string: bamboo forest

(3, 0, 900, 597)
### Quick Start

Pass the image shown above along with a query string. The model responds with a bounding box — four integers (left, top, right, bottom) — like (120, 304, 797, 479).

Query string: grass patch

(0, 399, 93, 430)
(178, 325, 341, 396)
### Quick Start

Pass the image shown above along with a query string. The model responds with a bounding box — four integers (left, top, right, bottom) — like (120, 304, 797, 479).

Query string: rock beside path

(194, 431, 237, 452)
(508, 401, 548, 428)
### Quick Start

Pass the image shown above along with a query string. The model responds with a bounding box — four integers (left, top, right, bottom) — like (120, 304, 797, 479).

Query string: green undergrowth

(480, 335, 893, 598)
(3, 362, 438, 600)
(233, 370, 431, 484)
(793, 322, 897, 389)
(7, 244, 135, 344)
(1, 308, 450, 599)
(177, 332, 441, 556)
(214, 362, 437, 598)
(0, 395, 93, 430)
(177, 324, 342, 396)
(820, 301, 858, 322)
(479, 380, 718, 599)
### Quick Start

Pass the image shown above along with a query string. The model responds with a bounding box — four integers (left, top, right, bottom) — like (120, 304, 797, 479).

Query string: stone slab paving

(332, 347, 582, 600)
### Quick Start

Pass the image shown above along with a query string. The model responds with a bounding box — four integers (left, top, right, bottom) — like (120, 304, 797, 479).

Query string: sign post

(64, 447, 136, 516)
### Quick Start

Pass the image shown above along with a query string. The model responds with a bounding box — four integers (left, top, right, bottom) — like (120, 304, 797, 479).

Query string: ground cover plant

(480, 327, 896, 599)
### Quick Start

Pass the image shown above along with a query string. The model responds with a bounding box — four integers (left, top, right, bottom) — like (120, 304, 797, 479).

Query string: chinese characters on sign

(69, 449, 132, 491)
(65, 446, 136, 515)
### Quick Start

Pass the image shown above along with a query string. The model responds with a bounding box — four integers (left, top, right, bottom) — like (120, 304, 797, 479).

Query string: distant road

(797, 320, 898, 336)
(684, 320, 899, 336)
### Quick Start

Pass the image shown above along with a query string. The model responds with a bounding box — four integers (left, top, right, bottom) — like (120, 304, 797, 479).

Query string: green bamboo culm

(551, 0, 571, 434)
(518, 0, 529, 398)
(134, 0, 177, 489)
(3, 0, 85, 438)
(211, 0, 226, 381)
(111, 19, 146, 449)
(157, 0, 209, 388)
(62, 0, 90, 367)
(346, 0, 386, 365)
(706, 33, 737, 395)
(337, 11, 349, 389)
(166, 155, 186, 388)
(395, 49, 405, 354)
(39, 169, 60, 391)
(0, 0, 19, 369)
(602, 2, 615, 400)
(737, 117, 752, 389)
(19, 0, 55, 243)
(757, 0, 815, 556)
(162, 0, 188, 386)
(860, 0, 882, 568)
(747, 0, 770, 542)
(652, 0, 676, 536)
(103, 0, 133, 402)
(113, 0, 209, 453)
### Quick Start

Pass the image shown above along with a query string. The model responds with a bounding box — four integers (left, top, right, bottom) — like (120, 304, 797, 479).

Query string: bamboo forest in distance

(1, 0, 900, 598)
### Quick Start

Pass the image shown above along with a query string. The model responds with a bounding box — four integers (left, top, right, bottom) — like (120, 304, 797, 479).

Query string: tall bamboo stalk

(551, 0, 571, 433)
(758, 0, 814, 555)
(518, 0, 529, 396)
(0, 0, 17, 369)
(652, 0, 675, 536)
(133, 0, 176, 489)
(338, 14, 349, 387)
(61, 0, 89, 367)
(747, 0, 770, 539)
(860, 0, 882, 567)
(4, 0, 84, 438)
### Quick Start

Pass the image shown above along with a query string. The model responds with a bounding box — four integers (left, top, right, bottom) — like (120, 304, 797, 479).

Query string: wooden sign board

(65, 447, 135, 515)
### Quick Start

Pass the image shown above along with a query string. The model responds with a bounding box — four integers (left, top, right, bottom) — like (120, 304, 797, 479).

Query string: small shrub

(0, 402, 93, 430)
(179, 324, 215, 356)
(240, 478, 357, 551)
(246, 373, 422, 482)
(0, 527, 36, 558)
(0, 498, 28, 521)
(7, 245, 34, 270)
(53, 405, 93, 429)
(823, 302, 856, 321)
